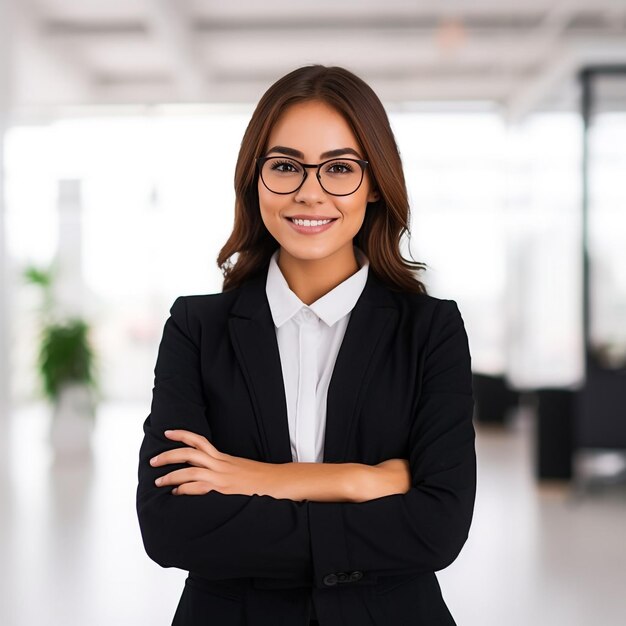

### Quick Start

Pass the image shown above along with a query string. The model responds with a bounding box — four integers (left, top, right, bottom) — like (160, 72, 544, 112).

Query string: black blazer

(136, 264, 476, 626)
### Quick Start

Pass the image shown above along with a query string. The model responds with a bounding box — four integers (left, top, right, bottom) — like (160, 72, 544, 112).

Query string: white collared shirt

(265, 245, 370, 463)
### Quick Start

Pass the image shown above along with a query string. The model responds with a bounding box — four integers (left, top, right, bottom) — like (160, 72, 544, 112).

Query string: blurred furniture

(536, 388, 575, 480)
(570, 66, 626, 490)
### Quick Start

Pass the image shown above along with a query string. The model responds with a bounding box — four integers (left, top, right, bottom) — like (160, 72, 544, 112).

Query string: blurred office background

(0, 1, 625, 625)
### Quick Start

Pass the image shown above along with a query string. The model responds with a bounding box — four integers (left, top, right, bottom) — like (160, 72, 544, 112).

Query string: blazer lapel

(228, 264, 398, 464)
(323, 277, 397, 461)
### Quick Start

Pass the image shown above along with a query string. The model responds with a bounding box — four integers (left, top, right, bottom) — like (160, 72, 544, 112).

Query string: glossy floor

(0, 402, 624, 625)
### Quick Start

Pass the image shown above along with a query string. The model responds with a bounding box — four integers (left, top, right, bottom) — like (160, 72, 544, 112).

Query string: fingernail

(150, 456, 158, 465)
(172, 488, 178, 495)
(155, 477, 162, 485)
(164, 430, 172, 435)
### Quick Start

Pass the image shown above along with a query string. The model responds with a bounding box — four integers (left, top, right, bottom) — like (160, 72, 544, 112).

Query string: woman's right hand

(350, 458, 412, 503)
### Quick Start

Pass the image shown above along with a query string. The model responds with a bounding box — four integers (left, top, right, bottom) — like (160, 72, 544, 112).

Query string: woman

(136, 65, 476, 626)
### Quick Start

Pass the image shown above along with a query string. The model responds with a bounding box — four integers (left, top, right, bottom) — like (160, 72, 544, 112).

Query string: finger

(164, 430, 223, 457)
(172, 481, 215, 496)
(155, 467, 211, 488)
(150, 447, 213, 469)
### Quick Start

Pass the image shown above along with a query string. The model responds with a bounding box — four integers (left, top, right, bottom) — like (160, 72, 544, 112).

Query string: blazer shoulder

(388, 291, 468, 351)
(172, 289, 239, 315)
(393, 289, 463, 320)
(166, 289, 242, 342)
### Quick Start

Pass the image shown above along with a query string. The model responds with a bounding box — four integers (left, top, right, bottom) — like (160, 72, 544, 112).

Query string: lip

(285, 215, 338, 235)
(286, 214, 339, 220)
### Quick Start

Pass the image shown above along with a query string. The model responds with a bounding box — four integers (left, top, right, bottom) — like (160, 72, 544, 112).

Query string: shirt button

(302, 308, 317, 322)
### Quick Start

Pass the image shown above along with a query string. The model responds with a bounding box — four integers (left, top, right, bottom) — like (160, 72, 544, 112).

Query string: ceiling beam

(12, 0, 626, 111)
(504, 0, 626, 121)
(145, 0, 208, 100)
(505, 38, 626, 123)
(13, 1, 93, 107)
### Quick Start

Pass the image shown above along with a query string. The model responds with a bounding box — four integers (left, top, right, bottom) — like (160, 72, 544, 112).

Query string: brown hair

(217, 64, 428, 294)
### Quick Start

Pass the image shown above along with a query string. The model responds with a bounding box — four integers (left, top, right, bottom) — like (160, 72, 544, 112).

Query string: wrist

(266, 461, 371, 502)
(344, 463, 377, 503)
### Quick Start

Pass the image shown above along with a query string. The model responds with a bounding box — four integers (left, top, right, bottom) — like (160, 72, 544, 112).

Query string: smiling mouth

(285, 216, 339, 235)
(287, 217, 338, 225)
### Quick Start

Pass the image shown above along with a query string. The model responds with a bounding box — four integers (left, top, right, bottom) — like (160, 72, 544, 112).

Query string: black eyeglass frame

(256, 155, 370, 197)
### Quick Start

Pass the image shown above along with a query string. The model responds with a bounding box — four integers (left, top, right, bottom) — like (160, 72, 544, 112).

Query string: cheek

(258, 184, 278, 217)
(258, 186, 288, 235)
(257, 181, 269, 209)
(336, 198, 367, 225)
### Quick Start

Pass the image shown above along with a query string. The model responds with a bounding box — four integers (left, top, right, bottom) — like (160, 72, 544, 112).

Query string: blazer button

(323, 574, 338, 586)
(337, 572, 348, 582)
(349, 571, 363, 581)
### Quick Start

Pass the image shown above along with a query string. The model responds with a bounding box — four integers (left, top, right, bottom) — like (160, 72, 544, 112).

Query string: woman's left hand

(150, 429, 276, 497)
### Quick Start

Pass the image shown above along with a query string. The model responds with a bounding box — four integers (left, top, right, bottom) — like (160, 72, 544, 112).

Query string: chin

(280, 240, 352, 261)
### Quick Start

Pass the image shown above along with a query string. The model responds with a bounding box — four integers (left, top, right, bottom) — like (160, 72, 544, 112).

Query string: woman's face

(258, 100, 379, 263)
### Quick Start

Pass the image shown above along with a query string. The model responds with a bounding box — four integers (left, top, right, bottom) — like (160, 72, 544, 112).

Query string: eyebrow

(265, 145, 363, 160)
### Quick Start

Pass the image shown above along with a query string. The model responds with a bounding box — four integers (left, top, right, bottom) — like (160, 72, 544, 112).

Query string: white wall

(0, 0, 14, 435)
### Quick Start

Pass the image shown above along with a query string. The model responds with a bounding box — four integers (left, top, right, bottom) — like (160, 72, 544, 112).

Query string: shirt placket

(295, 308, 319, 463)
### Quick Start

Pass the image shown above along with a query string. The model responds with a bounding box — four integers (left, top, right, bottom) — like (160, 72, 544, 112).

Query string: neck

(277, 244, 360, 305)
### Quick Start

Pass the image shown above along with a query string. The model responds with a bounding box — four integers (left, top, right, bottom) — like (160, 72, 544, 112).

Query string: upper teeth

(291, 218, 332, 227)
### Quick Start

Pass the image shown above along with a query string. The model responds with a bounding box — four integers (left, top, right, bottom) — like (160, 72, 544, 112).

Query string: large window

(6, 108, 588, 403)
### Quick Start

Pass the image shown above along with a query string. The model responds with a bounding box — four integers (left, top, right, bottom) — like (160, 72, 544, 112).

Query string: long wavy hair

(217, 64, 428, 294)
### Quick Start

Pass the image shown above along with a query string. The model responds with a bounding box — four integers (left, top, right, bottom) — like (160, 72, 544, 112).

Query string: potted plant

(23, 262, 101, 459)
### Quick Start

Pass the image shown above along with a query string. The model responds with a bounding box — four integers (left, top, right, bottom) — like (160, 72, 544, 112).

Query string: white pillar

(55, 179, 87, 318)
(0, 0, 14, 428)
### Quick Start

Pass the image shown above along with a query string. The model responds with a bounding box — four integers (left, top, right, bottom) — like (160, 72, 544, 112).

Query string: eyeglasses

(256, 155, 369, 196)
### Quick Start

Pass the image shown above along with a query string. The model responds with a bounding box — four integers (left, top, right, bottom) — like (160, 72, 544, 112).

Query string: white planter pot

(49, 381, 96, 459)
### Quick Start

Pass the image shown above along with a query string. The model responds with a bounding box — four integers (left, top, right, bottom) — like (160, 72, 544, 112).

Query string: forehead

(267, 101, 360, 153)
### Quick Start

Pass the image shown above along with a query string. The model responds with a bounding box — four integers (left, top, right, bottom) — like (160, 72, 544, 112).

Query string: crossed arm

(150, 429, 412, 503)
(138, 297, 475, 583)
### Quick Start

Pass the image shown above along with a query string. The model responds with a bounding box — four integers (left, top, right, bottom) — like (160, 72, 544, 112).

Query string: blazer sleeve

(136, 296, 313, 583)
(307, 298, 476, 586)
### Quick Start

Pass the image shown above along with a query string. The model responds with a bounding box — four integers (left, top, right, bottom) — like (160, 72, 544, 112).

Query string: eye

(270, 159, 302, 173)
(325, 161, 355, 174)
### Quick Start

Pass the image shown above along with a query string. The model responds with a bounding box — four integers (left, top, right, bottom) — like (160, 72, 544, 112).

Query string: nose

(294, 168, 325, 202)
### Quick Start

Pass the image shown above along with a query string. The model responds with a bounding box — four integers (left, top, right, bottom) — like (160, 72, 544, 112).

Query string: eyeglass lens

(260, 157, 364, 195)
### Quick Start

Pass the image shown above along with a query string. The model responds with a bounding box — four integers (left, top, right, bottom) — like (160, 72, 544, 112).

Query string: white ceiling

(6, 0, 626, 121)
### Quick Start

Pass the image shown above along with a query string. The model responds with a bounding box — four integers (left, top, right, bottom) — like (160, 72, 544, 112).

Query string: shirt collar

(266, 245, 370, 328)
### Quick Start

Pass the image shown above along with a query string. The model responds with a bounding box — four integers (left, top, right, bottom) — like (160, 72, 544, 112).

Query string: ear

(367, 189, 380, 203)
